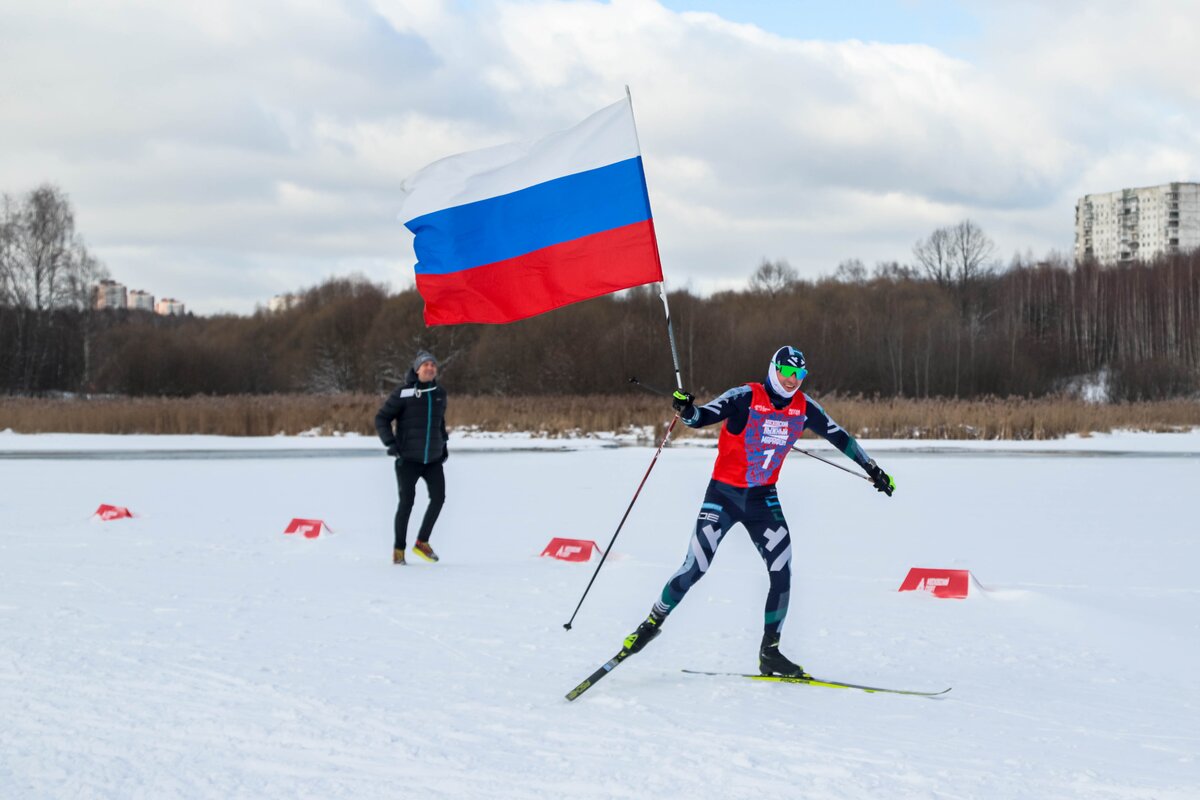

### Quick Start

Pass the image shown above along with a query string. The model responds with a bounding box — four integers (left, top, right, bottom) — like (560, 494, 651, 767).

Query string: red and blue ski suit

(652, 382, 875, 638)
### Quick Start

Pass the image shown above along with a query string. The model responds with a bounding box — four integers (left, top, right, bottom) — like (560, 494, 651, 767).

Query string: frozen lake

(1, 431, 1198, 798)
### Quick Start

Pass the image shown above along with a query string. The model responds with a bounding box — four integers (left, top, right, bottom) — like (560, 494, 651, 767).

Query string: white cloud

(1, 0, 1198, 312)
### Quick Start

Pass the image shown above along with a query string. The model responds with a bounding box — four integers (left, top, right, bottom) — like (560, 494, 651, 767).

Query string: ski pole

(563, 414, 680, 631)
(628, 376, 673, 397)
(796, 447, 871, 481)
(630, 377, 869, 482)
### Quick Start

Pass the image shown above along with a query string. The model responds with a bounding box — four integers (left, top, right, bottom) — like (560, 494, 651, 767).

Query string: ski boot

(393, 548, 406, 565)
(622, 609, 666, 654)
(413, 541, 439, 562)
(759, 638, 812, 679)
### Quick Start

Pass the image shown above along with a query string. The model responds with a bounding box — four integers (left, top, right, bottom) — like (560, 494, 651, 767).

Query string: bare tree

(0, 185, 103, 311)
(949, 219, 995, 286)
(915, 219, 996, 289)
(873, 260, 918, 280)
(748, 258, 797, 296)
(834, 258, 867, 284)
(307, 343, 356, 394)
(913, 226, 954, 287)
(0, 195, 16, 307)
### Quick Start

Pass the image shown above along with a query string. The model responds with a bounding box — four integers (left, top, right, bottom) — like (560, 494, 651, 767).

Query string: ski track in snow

(1, 436, 1198, 799)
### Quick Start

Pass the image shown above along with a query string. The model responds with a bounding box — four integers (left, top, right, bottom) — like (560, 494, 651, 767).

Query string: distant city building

(93, 280, 183, 313)
(94, 279, 127, 310)
(268, 293, 298, 313)
(128, 289, 155, 311)
(155, 298, 186, 316)
(1075, 182, 1200, 264)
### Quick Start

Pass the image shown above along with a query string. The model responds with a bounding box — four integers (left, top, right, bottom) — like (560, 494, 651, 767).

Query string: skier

(375, 350, 448, 565)
(621, 346, 895, 677)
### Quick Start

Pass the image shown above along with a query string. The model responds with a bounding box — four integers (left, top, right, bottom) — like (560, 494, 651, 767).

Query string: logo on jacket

(761, 419, 790, 446)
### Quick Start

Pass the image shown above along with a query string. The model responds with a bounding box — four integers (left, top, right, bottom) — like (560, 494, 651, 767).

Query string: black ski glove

(439, 447, 449, 464)
(865, 460, 895, 497)
(386, 444, 400, 458)
(672, 390, 695, 415)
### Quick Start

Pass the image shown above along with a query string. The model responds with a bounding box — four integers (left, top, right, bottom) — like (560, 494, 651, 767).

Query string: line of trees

(3, 188, 1198, 401)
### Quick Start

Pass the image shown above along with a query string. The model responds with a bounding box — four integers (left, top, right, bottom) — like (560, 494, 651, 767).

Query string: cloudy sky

(3, 0, 1198, 314)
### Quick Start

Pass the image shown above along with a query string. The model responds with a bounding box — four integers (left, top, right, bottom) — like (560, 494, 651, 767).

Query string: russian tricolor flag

(398, 97, 664, 326)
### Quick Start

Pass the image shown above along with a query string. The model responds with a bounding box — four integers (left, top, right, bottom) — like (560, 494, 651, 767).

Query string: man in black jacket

(375, 350, 448, 565)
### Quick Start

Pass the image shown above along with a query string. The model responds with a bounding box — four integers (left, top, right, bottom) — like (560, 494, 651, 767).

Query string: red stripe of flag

(416, 220, 663, 325)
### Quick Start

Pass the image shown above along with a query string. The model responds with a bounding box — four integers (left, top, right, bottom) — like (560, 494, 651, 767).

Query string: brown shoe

(413, 541, 439, 562)
(393, 548, 406, 565)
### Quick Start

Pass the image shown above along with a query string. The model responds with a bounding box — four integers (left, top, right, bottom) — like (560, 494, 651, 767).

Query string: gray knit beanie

(412, 350, 438, 371)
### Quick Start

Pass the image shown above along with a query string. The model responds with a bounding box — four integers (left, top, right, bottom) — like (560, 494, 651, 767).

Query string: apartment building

(93, 279, 127, 309)
(128, 289, 155, 311)
(1075, 182, 1200, 264)
(155, 298, 186, 316)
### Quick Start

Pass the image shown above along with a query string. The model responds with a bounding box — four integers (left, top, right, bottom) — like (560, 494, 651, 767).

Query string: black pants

(394, 460, 445, 550)
(653, 480, 793, 638)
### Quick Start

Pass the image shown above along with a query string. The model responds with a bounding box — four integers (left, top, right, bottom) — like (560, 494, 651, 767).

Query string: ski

(682, 669, 951, 697)
(565, 649, 632, 701)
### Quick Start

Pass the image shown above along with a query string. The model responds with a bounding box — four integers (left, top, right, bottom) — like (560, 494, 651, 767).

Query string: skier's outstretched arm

(804, 394, 895, 495)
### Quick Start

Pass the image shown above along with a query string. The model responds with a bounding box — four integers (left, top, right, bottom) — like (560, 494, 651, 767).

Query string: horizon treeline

(3, 185, 1200, 401)
(3, 254, 1199, 402)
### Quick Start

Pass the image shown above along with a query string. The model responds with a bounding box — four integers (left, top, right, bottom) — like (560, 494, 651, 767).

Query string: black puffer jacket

(374, 368, 448, 464)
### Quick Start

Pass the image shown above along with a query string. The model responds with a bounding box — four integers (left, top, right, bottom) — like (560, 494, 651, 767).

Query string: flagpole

(560, 90, 682, 632)
(625, 85, 684, 392)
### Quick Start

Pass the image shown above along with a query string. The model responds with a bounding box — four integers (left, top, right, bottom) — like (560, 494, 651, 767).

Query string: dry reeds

(816, 395, 1200, 440)
(1, 394, 1197, 440)
(0, 395, 378, 436)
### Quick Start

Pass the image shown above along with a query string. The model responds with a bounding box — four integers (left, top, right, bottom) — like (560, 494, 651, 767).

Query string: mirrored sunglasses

(774, 363, 808, 380)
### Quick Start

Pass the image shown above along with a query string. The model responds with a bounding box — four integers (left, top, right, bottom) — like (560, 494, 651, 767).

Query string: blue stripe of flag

(405, 156, 652, 276)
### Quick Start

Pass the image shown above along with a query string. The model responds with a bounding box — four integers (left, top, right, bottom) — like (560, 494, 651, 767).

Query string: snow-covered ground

(2, 431, 1198, 799)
